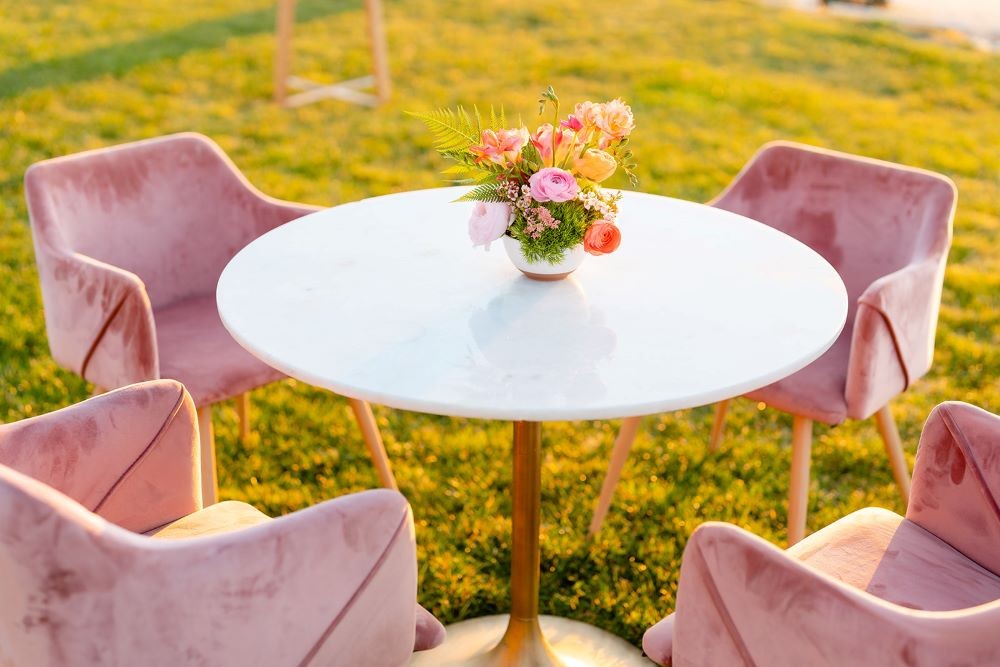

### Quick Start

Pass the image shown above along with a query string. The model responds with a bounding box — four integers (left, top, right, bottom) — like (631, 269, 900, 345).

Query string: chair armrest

(0, 380, 201, 533)
(907, 402, 1000, 576)
(36, 250, 158, 389)
(146, 489, 421, 666)
(667, 522, 999, 666)
(852, 257, 945, 389)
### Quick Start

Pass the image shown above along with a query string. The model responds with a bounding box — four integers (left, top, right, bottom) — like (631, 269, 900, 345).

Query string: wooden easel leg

(275, 0, 296, 105)
(364, 0, 391, 103)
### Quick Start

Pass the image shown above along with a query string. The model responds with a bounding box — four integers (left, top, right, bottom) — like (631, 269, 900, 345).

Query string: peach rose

(596, 98, 635, 142)
(573, 149, 617, 183)
(583, 221, 621, 255)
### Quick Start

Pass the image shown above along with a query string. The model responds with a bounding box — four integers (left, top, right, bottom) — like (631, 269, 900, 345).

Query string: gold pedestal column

(409, 422, 653, 667)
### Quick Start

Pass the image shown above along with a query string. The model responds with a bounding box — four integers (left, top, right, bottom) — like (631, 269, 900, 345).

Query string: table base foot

(407, 615, 654, 666)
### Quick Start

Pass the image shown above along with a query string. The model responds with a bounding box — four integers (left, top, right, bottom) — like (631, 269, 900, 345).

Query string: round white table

(217, 187, 847, 666)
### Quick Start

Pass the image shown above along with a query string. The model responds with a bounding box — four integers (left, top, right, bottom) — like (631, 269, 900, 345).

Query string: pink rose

(528, 167, 579, 203)
(468, 201, 511, 248)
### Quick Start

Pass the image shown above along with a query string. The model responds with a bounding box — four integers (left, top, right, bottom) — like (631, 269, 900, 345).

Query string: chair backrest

(712, 142, 956, 322)
(908, 401, 1000, 577)
(25, 133, 267, 309)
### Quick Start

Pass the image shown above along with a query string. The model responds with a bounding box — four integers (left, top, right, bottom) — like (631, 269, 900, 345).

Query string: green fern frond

(407, 107, 483, 153)
(488, 106, 507, 131)
(456, 183, 504, 202)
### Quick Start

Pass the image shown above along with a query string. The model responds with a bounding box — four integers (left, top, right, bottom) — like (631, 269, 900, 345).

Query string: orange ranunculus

(583, 221, 621, 255)
(573, 148, 617, 183)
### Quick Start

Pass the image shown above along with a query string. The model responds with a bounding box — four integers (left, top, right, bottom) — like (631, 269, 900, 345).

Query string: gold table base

(410, 422, 655, 666)
(408, 615, 653, 666)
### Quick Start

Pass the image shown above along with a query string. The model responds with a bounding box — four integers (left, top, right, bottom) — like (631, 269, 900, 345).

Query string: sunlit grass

(1, 0, 997, 646)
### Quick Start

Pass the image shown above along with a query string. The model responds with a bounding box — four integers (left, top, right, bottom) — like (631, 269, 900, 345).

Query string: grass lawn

(1, 0, 998, 647)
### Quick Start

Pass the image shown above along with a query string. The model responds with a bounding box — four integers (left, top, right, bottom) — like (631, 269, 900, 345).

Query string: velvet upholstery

(712, 142, 956, 423)
(643, 401, 1000, 666)
(0, 381, 445, 666)
(25, 133, 319, 404)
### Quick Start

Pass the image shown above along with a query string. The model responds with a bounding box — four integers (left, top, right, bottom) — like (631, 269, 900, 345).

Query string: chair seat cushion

(745, 329, 851, 425)
(154, 295, 284, 407)
(146, 500, 447, 652)
(789, 507, 1000, 611)
(146, 500, 270, 539)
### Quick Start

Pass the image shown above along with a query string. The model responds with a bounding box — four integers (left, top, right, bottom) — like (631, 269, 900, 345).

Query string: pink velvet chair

(0, 380, 445, 666)
(590, 142, 956, 544)
(642, 401, 1000, 666)
(24, 132, 397, 505)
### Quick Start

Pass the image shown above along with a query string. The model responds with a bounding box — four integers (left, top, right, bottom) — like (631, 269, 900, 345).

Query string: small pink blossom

(468, 202, 512, 248)
(528, 168, 579, 203)
(470, 128, 529, 166)
(559, 115, 583, 132)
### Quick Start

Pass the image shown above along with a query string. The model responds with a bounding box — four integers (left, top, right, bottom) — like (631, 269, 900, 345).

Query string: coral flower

(470, 128, 529, 166)
(583, 221, 621, 255)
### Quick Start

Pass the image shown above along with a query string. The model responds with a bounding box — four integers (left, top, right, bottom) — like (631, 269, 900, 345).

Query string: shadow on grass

(0, 0, 353, 99)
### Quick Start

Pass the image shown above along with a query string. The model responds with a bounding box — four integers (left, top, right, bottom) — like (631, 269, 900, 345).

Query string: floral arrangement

(413, 87, 636, 264)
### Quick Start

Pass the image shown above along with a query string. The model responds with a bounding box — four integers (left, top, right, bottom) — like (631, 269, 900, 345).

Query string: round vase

(502, 236, 585, 281)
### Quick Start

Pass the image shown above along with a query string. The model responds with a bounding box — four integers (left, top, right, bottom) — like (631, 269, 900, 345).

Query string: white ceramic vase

(502, 236, 585, 281)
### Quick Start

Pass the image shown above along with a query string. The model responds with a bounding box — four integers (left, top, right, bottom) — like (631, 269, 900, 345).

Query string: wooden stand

(274, 0, 391, 108)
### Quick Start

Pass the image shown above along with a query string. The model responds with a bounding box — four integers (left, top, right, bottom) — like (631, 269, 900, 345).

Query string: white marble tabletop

(217, 187, 847, 421)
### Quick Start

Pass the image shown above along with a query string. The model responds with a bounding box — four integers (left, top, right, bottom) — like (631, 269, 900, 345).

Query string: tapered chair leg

(874, 404, 911, 504)
(197, 405, 218, 506)
(348, 398, 398, 490)
(236, 392, 251, 443)
(787, 415, 813, 546)
(588, 416, 643, 536)
(709, 399, 731, 452)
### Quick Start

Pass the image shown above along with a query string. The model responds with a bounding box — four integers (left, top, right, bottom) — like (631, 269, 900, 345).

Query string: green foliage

(0, 0, 998, 649)
(456, 182, 504, 202)
(510, 200, 592, 263)
(408, 105, 482, 152)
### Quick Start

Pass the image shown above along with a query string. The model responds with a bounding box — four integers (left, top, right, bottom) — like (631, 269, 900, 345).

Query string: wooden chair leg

(348, 398, 398, 490)
(197, 405, 218, 506)
(787, 415, 813, 546)
(874, 404, 911, 504)
(588, 416, 643, 536)
(236, 392, 251, 443)
(274, 0, 295, 105)
(709, 399, 731, 452)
